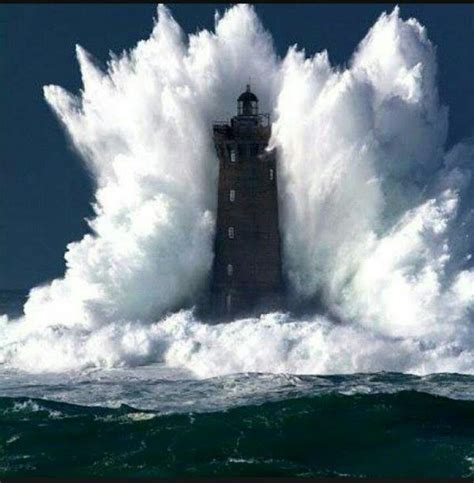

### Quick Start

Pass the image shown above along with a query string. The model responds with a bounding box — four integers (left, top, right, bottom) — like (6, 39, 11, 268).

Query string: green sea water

(1, 290, 474, 477)
(1, 373, 474, 477)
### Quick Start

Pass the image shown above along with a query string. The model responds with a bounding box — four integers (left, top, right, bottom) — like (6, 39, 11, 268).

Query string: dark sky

(1, 3, 473, 290)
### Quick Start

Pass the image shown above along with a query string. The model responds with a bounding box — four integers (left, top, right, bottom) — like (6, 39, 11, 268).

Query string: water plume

(1, 5, 473, 376)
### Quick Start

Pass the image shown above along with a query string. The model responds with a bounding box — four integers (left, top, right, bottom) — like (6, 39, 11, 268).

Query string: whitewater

(1, 4, 473, 377)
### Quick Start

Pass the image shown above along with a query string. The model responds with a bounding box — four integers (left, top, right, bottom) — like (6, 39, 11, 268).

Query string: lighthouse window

(228, 227, 234, 239)
(251, 101, 258, 115)
(226, 293, 232, 311)
(269, 168, 274, 181)
(227, 264, 233, 276)
(229, 189, 235, 202)
(229, 148, 236, 163)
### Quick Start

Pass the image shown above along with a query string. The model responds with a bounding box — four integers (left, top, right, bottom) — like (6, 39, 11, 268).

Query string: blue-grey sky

(1, 3, 473, 290)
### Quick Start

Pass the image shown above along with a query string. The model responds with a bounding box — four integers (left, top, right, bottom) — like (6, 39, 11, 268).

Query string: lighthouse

(210, 85, 283, 319)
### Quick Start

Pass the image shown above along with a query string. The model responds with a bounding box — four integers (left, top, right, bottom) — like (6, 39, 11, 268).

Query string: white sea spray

(1, 5, 473, 376)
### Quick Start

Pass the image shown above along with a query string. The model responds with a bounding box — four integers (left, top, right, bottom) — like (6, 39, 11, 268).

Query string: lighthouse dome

(238, 86, 258, 103)
(237, 84, 258, 116)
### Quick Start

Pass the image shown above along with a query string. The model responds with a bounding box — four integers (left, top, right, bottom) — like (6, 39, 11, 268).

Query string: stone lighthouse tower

(210, 85, 283, 319)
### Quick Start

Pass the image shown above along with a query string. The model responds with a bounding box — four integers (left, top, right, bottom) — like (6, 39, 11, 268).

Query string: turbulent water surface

(2, 365, 474, 476)
(2, 291, 474, 477)
(1, 3, 474, 477)
(2, 370, 474, 476)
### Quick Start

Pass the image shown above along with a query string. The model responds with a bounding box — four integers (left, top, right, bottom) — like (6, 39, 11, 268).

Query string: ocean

(2, 4, 474, 478)
(1, 290, 474, 477)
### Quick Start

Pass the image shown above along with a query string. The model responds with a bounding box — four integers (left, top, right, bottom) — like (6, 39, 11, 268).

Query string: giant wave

(1, 5, 473, 376)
